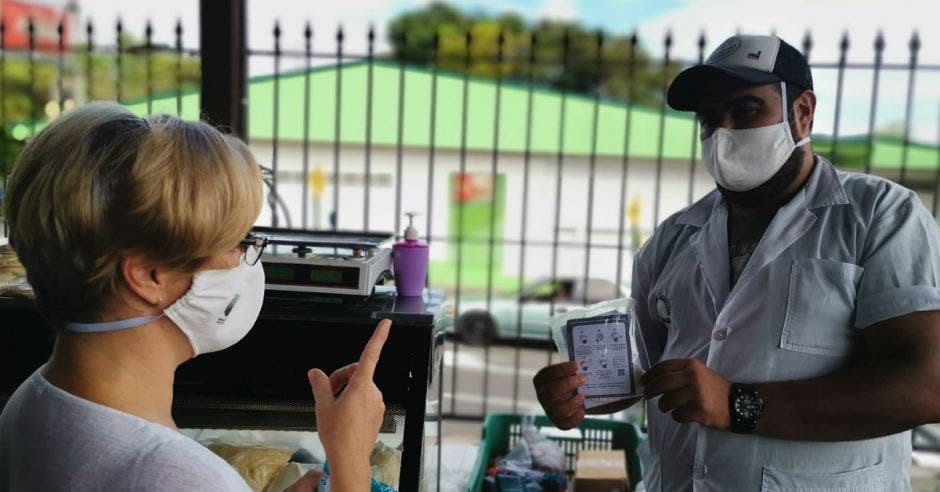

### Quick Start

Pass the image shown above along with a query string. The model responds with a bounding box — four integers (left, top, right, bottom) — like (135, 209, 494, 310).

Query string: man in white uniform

(534, 34, 940, 491)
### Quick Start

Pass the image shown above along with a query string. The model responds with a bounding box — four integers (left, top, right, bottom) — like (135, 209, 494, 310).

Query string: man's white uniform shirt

(632, 157, 940, 491)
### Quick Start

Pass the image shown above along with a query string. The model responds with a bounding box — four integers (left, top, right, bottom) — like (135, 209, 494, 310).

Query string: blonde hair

(3, 102, 262, 327)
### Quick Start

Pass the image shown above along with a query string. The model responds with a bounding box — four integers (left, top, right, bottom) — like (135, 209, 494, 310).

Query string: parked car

(443, 277, 628, 345)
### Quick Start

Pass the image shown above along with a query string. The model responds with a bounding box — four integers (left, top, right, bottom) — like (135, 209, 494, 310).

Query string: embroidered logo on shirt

(656, 293, 672, 323)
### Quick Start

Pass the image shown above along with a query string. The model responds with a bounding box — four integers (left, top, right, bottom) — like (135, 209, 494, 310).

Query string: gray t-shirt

(0, 368, 250, 491)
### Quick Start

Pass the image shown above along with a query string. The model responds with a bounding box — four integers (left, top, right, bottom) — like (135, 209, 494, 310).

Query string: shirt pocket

(760, 462, 884, 491)
(781, 258, 864, 356)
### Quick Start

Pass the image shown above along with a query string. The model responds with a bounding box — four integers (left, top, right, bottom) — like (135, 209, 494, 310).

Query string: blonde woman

(0, 103, 387, 491)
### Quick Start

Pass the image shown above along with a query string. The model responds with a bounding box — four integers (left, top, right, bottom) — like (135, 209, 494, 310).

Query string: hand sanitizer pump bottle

(392, 213, 429, 297)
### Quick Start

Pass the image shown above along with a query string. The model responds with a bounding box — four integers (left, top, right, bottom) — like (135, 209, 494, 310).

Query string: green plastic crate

(467, 413, 645, 491)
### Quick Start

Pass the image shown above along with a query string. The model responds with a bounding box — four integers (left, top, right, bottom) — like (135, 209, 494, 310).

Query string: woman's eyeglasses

(239, 233, 269, 266)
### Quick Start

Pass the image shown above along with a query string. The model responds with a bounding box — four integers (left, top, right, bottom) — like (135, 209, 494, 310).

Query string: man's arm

(755, 310, 940, 441)
(642, 310, 940, 441)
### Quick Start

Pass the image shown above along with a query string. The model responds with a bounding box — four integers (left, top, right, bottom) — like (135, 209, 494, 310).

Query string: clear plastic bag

(552, 298, 650, 409)
(520, 415, 566, 472)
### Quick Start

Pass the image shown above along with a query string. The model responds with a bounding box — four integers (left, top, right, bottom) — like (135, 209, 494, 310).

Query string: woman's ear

(121, 252, 164, 307)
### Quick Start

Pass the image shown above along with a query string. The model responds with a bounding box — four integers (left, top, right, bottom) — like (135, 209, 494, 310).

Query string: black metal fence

(2, 13, 939, 421)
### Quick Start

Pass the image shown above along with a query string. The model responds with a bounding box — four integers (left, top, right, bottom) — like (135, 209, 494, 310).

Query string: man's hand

(641, 358, 732, 430)
(533, 361, 587, 430)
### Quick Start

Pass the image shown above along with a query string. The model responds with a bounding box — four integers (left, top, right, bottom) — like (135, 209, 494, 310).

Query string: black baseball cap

(667, 34, 814, 111)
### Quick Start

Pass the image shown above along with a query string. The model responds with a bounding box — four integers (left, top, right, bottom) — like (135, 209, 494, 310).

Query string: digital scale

(252, 226, 394, 298)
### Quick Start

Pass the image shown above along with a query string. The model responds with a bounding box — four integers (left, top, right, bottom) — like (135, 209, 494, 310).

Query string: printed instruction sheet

(565, 314, 636, 400)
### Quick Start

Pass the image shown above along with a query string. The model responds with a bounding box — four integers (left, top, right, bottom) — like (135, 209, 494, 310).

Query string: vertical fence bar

(116, 18, 123, 103)
(547, 30, 572, 366)
(437, 355, 443, 492)
(425, 38, 439, 446)
(302, 22, 313, 229)
(864, 31, 885, 176)
(1, 19, 6, 182)
(425, 32, 439, 249)
(450, 29, 472, 416)
(394, 31, 407, 238)
(687, 33, 705, 205)
(145, 21, 154, 115)
(933, 102, 940, 217)
(482, 30, 506, 417)
(802, 31, 813, 62)
(581, 31, 604, 306)
(364, 26, 375, 231)
(270, 21, 282, 227)
(86, 21, 94, 102)
(899, 31, 920, 187)
(332, 26, 344, 230)
(511, 31, 538, 413)
(614, 33, 638, 298)
(830, 32, 849, 164)
(57, 20, 66, 111)
(652, 31, 672, 227)
(28, 18, 36, 136)
(175, 19, 183, 117)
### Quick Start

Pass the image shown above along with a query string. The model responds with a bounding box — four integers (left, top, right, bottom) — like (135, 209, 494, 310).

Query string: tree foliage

(387, 2, 681, 105)
(0, 36, 200, 177)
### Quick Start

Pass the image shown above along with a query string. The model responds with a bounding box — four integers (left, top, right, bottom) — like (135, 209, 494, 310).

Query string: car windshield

(520, 280, 574, 302)
(582, 279, 622, 304)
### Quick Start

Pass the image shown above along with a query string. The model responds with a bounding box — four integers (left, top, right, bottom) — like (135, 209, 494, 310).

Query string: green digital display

(263, 265, 296, 281)
(310, 268, 344, 284)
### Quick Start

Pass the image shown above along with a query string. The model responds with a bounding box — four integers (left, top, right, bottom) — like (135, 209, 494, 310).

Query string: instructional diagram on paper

(565, 315, 635, 399)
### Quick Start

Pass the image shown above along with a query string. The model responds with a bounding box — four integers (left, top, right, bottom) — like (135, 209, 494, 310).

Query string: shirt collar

(675, 154, 849, 228)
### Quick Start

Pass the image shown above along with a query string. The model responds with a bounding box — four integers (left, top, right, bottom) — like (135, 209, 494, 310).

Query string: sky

(30, 0, 940, 143)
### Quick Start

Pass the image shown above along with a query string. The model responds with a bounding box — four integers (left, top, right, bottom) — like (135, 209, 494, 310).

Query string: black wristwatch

(729, 383, 764, 434)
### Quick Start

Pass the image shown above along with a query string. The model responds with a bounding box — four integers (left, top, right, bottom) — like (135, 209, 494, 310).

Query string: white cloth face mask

(700, 82, 811, 192)
(66, 260, 266, 357)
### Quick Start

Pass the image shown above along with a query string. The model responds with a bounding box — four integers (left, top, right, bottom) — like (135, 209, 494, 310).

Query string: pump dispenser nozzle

(403, 212, 419, 241)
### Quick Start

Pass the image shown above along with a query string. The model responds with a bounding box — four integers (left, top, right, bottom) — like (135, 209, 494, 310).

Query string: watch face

(734, 394, 761, 420)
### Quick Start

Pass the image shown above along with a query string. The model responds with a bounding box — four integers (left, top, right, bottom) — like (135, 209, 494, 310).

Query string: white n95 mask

(701, 82, 811, 192)
(164, 259, 265, 356)
(65, 260, 265, 357)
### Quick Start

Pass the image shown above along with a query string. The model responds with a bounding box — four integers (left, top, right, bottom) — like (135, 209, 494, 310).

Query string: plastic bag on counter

(551, 298, 650, 410)
(0, 275, 33, 298)
(205, 442, 320, 492)
(370, 441, 402, 489)
(190, 430, 324, 492)
(0, 244, 33, 298)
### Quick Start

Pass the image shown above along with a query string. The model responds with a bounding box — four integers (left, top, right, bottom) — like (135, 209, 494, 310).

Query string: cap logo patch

(747, 50, 762, 60)
(706, 37, 742, 64)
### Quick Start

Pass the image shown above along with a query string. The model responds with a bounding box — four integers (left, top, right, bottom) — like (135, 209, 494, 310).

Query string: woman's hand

(308, 319, 391, 492)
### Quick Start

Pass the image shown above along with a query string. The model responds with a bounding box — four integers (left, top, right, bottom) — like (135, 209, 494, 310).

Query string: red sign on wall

(1, 1, 71, 53)
(452, 172, 495, 203)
